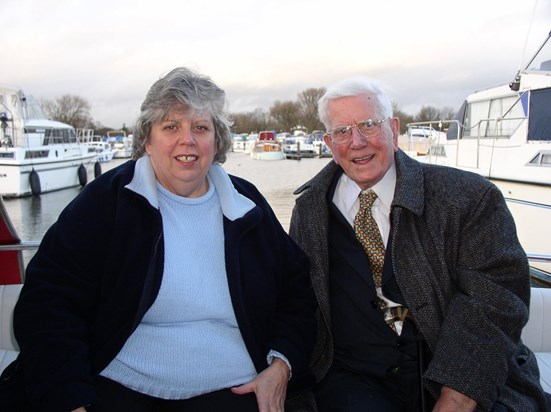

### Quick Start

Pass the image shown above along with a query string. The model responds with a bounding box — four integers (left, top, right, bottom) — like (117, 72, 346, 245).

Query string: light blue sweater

(101, 175, 257, 399)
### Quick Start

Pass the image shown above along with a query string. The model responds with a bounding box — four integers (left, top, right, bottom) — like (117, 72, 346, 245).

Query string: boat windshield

(43, 128, 78, 144)
(24, 95, 47, 119)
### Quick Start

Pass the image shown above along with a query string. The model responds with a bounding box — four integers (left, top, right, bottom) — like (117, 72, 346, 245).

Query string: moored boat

(0, 87, 99, 197)
(107, 130, 133, 159)
(402, 30, 551, 276)
(250, 131, 286, 160)
(85, 141, 115, 163)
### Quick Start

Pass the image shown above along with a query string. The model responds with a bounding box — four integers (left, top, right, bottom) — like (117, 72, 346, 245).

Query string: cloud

(1, 0, 549, 128)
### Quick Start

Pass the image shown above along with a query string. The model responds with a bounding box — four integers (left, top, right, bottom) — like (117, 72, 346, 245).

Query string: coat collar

(296, 150, 425, 217)
(392, 150, 425, 217)
(125, 155, 255, 221)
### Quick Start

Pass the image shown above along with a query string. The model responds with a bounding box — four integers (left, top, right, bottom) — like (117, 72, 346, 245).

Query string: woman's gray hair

(132, 67, 233, 163)
(317, 77, 393, 130)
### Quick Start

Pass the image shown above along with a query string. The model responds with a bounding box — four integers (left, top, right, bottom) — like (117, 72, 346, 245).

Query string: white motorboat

(77, 129, 115, 164)
(107, 130, 133, 159)
(402, 30, 551, 276)
(231, 134, 249, 152)
(0, 87, 99, 197)
(85, 141, 114, 163)
(250, 131, 286, 160)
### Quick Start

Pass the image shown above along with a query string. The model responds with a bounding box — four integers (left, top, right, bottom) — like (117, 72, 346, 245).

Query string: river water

(3, 152, 333, 264)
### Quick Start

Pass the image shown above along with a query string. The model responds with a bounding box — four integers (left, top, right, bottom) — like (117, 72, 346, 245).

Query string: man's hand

(231, 357, 290, 412)
(433, 386, 477, 412)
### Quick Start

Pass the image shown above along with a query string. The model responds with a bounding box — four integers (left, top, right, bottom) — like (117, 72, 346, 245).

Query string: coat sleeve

(420, 183, 532, 410)
(13, 187, 111, 411)
(230, 177, 317, 392)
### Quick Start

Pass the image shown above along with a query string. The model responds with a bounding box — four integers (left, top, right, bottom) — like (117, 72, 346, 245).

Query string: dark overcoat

(289, 149, 547, 411)
(4, 160, 316, 411)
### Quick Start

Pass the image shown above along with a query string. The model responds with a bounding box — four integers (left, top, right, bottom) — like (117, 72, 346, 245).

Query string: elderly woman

(3, 67, 316, 412)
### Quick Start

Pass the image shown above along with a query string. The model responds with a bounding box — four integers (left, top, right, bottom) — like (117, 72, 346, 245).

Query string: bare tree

(231, 108, 272, 134)
(414, 105, 441, 123)
(42, 95, 93, 129)
(438, 106, 457, 121)
(298, 87, 326, 132)
(392, 102, 414, 135)
(269, 100, 302, 133)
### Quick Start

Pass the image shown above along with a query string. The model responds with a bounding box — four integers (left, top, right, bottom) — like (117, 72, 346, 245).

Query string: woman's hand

(231, 358, 290, 412)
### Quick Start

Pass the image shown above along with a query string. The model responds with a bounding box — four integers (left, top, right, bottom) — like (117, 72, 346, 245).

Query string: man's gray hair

(317, 77, 393, 130)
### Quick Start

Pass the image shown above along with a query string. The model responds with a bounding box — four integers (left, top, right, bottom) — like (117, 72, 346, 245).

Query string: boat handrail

(0, 241, 40, 251)
(527, 253, 551, 263)
(1, 243, 548, 260)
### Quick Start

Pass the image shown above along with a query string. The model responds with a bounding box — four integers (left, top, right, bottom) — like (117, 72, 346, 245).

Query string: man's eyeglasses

(327, 118, 391, 145)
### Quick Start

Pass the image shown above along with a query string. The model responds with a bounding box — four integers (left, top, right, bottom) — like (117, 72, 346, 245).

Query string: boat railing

(528, 254, 551, 288)
(405, 119, 460, 164)
(528, 253, 551, 264)
(406, 114, 526, 169)
(0, 241, 40, 252)
(0, 242, 549, 285)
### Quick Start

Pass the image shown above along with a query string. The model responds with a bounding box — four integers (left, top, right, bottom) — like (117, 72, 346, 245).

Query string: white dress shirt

(332, 165, 406, 334)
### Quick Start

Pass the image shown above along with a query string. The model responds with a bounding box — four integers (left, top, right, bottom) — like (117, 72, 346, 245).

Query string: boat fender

(94, 161, 102, 178)
(78, 164, 87, 187)
(29, 169, 41, 196)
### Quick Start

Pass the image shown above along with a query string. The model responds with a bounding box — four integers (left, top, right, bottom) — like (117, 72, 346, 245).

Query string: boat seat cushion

(536, 353, 551, 393)
(0, 284, 22, 373)
(521, 287, 551, 394)
(522, 287, 551, 352)
(0, 284, 550, 394)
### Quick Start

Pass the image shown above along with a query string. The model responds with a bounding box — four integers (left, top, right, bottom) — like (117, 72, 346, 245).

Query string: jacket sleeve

(420, 183, 531, 410)
(267, 222, 317, 389)
(230, 177, 317, 392)
(14, 187, 110, 411)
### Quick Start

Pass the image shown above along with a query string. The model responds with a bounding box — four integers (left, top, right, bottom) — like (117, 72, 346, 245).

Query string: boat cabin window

(528, 151, 551, 167)
(25, 150, 49, 159)
(42, 128, 78, 144)
(527, 88, 551, 141)
(463, 95, 524, 139)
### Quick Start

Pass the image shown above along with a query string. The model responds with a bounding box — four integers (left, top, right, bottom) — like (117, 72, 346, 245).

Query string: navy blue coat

(12, 160, 316, 411)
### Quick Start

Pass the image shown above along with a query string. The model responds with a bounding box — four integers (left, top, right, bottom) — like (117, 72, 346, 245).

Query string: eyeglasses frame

(326, 118, 392, 145)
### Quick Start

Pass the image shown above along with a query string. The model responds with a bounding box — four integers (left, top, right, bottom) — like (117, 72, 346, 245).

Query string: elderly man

(289, 76, 547, 411)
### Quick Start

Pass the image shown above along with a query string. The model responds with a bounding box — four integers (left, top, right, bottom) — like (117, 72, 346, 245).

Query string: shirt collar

(337, 163, 397, 216)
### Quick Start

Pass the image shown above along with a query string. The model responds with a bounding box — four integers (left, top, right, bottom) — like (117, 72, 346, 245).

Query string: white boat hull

(0, 146, 97, 197)
(250, 151, 286, 160)
(112, 148, 132, 159)
(492, 179, 551, 275)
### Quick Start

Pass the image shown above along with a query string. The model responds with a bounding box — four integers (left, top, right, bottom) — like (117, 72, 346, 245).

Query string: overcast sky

(1, 0, 549, 129)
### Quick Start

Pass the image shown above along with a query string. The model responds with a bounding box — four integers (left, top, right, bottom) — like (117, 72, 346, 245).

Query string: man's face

(323, 93, 399, 190)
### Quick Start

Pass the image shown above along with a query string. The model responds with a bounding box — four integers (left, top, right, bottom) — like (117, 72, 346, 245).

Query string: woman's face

(146, 105, 217, 197)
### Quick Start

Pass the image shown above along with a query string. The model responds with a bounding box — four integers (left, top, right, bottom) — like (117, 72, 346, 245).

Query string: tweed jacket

(289, 149, 547, 411)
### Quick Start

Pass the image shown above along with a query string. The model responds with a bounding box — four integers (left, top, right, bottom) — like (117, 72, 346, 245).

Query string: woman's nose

(178, 128, 195, 144)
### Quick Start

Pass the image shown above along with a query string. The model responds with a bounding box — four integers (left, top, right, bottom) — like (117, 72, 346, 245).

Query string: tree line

(42, 89, 457, 137)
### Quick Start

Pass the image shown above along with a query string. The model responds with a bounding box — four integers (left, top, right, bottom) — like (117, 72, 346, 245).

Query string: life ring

(78, 164, 87, 187)
(94, 161, 102, 178)
(29, 169, 41, 195)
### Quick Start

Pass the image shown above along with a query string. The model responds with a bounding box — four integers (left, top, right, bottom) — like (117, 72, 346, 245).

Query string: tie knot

(359, 189, 378, 210)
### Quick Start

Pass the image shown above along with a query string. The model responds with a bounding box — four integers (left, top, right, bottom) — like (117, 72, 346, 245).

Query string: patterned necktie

(354, 190, 396, 332)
